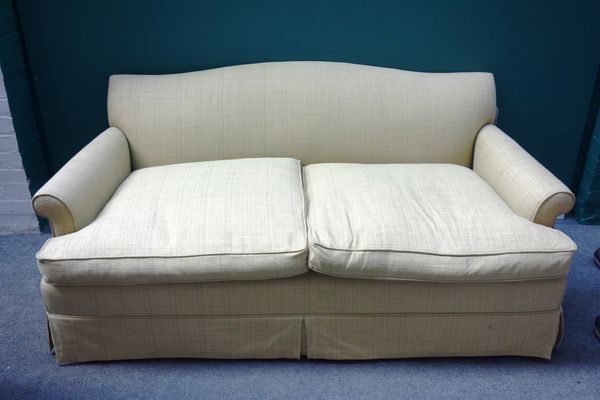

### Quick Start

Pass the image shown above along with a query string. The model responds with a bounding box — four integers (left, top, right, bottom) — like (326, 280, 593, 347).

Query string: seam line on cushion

(309, 241, 576, 257)
(41, 273, 567, 286)
(307, 263, 568, 283)
(46, 309, 561, 320)
(37, 248, 308, 262)
(40, 269, 310, 286)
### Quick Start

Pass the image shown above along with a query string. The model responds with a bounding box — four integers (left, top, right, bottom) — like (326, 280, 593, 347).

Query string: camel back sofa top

(108, 61, 497, 169)
(34, 61, 574, 238)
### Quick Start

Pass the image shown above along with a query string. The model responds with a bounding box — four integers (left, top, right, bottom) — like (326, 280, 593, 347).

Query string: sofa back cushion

(108, 61, 496, 169)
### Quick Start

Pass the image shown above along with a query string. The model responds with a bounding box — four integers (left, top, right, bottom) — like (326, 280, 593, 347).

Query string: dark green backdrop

(13, 0, 600, 187)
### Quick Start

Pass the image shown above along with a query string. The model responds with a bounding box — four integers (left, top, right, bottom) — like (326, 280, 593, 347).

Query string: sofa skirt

(47, 311, 561, 364)
(42, 272, 566, 364)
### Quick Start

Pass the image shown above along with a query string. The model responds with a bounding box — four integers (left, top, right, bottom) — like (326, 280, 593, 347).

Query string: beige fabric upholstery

(108, 61, 496, 169)
(45, 271, 565, 363)
(35, 62, 574, 363)
(46, 311, 560, 364)
(32, 128, 131, 236)
(41, 272, 566, 317)
(304, 163, 576, 281)
(305, 311, 561, 360)
(37, 158, 308, 284)
(48, 314, 303, 364)
(473, 124, 575, 227)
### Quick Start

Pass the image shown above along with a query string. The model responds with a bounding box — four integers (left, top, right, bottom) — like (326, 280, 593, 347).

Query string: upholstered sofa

(32, 61, 576, 364)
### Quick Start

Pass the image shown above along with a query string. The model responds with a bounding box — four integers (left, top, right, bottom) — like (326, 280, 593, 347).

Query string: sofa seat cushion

(304, 163, 576, 282)
(37, 158, 308, 284)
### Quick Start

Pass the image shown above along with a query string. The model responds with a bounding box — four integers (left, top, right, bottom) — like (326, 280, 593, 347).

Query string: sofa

(32, 61, 577, 364)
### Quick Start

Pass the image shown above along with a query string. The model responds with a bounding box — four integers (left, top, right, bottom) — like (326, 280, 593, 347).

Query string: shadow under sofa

(32, 61, 576, 364)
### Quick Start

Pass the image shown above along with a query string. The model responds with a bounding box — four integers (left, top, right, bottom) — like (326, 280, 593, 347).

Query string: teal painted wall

(576, 110, 600, 223)
(14, 0, 600, 187)
(0, 0, 49, 195)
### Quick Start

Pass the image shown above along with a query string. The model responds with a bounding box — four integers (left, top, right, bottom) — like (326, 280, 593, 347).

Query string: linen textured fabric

(32, 62, 577, 363)
(46, 311, 560, 364)
(41, 272, 566, 317)
(304, 163, 576, 281)
(108, 61, 496, 169)
(473, 124, 575, 227)
(37, 158, 308, 284)
(48, 314, 303, 364)
(304, 311, 561, 360)
(32, 128, 131, 236)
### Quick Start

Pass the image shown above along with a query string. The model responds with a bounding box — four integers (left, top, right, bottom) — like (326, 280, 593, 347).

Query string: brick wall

(0, 67, 39, 234)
